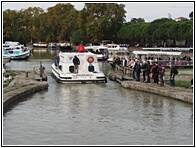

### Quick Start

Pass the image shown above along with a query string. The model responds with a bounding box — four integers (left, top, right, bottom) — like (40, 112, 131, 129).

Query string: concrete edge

(3, 82, 48, 112)
(108, 72, 193, 104)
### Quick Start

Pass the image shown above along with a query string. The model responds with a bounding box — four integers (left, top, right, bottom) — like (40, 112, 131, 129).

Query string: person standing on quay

(169, 65, 178, 87)
(133, 60, 141, 81)
(158, 63, 165, 87)
(145, 61, 151, 83)
(141, 61, 146, 82)
(153, 63, 159, 84)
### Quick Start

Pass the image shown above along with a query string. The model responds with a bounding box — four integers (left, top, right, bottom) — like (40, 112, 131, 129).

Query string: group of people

(114, 55, 178, 87)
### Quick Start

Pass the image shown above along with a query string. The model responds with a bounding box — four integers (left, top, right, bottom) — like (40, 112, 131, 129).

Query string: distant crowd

(113, 55, 179, 87)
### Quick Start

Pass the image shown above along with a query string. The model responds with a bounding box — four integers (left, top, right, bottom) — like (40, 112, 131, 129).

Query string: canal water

(3, 48, 193, 145)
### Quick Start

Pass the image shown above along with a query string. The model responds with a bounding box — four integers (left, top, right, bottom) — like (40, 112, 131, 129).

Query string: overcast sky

(2, 1, 194, 22)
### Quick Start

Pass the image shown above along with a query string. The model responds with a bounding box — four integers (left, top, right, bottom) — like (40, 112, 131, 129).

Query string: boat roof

(133, 51, 182, 56)
(85, 46, 108, 50)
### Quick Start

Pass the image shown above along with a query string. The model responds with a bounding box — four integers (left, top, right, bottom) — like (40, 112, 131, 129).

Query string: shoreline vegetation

(3, 3, 193, 47)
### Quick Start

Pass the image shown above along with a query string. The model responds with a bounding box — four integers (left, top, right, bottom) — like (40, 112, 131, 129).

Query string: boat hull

(4, 49, 30, 60)
(33, 45, 48, 48)
(51, 64, 107, 83)
(10, 51, 30, 60)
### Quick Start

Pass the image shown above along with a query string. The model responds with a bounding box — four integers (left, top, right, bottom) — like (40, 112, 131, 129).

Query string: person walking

(169, 65, 178, 87)
(73, 55, 80, 73)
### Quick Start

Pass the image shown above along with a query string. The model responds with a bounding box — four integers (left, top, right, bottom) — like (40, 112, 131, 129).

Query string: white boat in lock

(51, 46, 107, 83)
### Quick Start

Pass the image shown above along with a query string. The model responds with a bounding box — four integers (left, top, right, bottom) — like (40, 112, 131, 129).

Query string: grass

(177, 74, 193, 76)
(3, 81, 12, 88)
(175, 80, 192, 88)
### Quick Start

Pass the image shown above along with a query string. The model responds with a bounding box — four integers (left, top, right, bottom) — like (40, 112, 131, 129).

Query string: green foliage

(83, 3, 126, 41)
(117, 18, 193, 46)
(3, 4, 193, 46)
(71, 30, 90, 45)
(175, 80, 192, 88)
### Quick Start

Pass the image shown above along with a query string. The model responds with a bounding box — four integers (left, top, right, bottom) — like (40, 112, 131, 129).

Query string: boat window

(13, 51, 20, 54)
(9, 51, 13, 54)
(69, 66, 74, 73)
(88, 65, 94, 72)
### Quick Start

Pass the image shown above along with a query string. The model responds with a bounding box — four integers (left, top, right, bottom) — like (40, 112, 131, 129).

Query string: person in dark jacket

(114, 56, 121, 65)
(54, 53, 60, 68)
(133, 60, 141, 81)
(73, 55, 80, 73)
(141, 61, 147, 82)
(145, 61, 151, 83)
(153, 63, 159, 84)
(169, 65, 178, 87)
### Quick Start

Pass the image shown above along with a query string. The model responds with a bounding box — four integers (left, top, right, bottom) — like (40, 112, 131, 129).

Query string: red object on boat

(77, 44, 84, 52)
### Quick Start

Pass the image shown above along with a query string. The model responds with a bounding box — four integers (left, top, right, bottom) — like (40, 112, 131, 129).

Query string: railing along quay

(115, 65, 134, 81)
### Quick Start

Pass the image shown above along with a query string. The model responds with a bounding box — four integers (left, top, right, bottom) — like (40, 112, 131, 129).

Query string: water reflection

(31, 48, 58, 60)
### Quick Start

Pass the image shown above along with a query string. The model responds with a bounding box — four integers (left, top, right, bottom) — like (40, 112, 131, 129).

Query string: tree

(71, 30, 90, 45)
(83, 3, 126, 41)
(189, 11, 193, 20)
(46, 3, 78, 42)
(3, 9, 17, 41)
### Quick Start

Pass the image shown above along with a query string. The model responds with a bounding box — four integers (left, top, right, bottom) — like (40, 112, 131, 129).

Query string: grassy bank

(175, 80, 192, 88)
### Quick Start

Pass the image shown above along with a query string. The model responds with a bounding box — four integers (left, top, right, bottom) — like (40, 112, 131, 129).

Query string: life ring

(87, 56, 94, 63)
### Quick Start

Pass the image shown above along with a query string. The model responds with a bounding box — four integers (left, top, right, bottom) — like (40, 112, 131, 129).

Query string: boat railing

(151, 60, 193, 67)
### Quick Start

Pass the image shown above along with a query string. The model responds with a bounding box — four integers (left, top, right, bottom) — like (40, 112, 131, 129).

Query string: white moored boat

(33, 42, 48, 48)
(85, 42, 109, 60)
(107, 44, 128, 54)
(51, 47, 107, 83)
(3, 47, 30, 60)
(48, 42, 57, 49)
